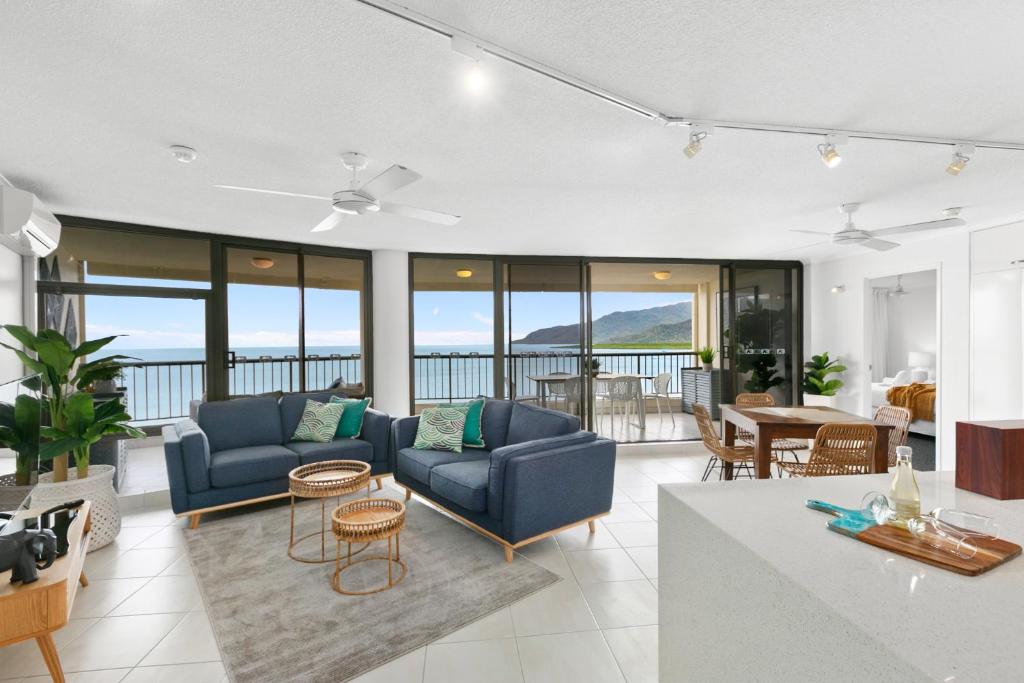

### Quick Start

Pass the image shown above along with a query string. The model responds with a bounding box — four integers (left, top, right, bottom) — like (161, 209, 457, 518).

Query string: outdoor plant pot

(803, 393, 839, 408)
(31, 464, 120, 551)
(702, 363, 714, 372)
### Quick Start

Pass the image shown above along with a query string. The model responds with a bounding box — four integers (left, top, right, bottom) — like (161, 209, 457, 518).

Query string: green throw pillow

(449, 398, 486, 448)
(291, 399, 344, 443)
(413, 406, 466, 453)
(329, 396, 372, 438)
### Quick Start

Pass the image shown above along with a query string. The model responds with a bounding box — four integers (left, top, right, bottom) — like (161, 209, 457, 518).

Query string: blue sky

(82, 273, 690, 349)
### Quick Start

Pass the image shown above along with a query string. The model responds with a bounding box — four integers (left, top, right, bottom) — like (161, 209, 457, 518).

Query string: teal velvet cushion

(291, 399, 344, 443)
(413, 406, 467, 453)
(449, 398, 486, 448)
(329, 396, 372, 438)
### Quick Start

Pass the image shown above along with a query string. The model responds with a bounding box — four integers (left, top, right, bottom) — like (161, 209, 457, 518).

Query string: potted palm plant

(1, 325, 143, 550)
(698, 346, 716, 372)
(802, 352, 846, 407)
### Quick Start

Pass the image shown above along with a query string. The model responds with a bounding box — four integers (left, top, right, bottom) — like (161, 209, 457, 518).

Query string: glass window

(303, 254, 366, 392)
(412, 258, 494, 413)
(39, 226, 210, 288)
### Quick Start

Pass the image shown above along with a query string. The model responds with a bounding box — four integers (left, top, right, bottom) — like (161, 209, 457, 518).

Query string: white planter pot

(702, 363, 714, 372)
(31, 464, 120, 552)
(803, 393, 839, 408)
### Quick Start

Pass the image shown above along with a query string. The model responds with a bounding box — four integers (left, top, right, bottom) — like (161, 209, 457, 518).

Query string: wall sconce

(830, 284, 845, 294)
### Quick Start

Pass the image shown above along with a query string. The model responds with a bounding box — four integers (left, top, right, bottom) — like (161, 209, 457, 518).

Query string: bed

(871, 368, 936, 436)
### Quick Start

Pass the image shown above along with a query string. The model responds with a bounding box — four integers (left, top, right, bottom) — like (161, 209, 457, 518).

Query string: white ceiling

(4, 1, 1024, 262)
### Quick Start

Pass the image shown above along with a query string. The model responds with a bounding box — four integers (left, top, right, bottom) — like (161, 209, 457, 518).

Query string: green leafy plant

(590, 358, 601, 371)
(698, 346, 717, 364)
(802, 352, 847, 396)
(743, 354, 785, 393)
(0, 325, 142, 481)
(0, 393, 41, 486)
(734, 303, 787, 393)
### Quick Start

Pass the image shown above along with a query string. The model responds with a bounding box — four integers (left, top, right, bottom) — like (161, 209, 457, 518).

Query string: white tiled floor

(0, 443, 714, 683)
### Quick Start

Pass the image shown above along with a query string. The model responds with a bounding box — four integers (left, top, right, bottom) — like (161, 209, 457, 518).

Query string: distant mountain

(513, 301, 692, 345)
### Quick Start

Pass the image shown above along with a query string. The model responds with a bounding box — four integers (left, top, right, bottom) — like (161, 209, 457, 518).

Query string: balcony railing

(414, 351, 699, 404)
(116, 351, 695, 423)
(117, 354, 362, 423)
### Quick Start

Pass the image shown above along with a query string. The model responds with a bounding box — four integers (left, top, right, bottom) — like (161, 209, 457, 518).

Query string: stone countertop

(659, 472, 1024, 682)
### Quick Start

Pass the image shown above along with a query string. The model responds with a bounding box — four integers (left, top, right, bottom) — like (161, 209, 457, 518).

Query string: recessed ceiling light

(169, 145, 198, 163)
(251, 257, 275, 269)
(455, 268, 473, 278)
(653, 271, 672, 280)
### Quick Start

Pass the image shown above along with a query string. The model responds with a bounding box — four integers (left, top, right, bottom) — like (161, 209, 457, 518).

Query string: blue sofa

(163, 391, 390, 526)
(391, 400, 616, 561)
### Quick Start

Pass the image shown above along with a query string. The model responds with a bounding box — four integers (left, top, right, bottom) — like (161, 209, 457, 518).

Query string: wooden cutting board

(807, 499, 1021, 576)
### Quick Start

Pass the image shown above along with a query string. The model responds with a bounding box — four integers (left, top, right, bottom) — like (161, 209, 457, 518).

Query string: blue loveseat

(163, 391, 390, 526)
(392, 400, 616, 561)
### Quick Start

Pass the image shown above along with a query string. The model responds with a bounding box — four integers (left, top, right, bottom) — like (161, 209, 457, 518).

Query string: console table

(0, 502, 91, 682)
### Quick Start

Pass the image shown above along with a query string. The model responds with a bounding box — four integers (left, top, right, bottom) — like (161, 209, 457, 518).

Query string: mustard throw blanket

(886, 382, 936, 422)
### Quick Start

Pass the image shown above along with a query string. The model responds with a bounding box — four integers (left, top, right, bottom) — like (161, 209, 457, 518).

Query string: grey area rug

(186, 492, 560, 682)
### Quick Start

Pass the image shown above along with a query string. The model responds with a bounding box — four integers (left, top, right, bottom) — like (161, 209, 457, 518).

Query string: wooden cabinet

(956, 420, 1024, 499)
(680, 369, 721, 420)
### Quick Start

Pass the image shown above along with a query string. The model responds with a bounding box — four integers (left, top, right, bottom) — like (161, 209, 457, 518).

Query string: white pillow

(927, 369, 937, 382)
(909, 369, 929, 384)
(892, 369, 913, 386)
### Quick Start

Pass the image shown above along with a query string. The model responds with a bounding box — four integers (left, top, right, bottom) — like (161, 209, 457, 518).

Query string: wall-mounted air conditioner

(0, 185, 61, 257)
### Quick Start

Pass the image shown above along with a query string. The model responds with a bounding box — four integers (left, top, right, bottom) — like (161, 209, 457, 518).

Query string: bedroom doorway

(867, 269, 938, 470)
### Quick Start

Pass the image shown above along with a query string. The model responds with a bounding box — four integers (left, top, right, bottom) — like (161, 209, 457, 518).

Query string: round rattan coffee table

(331, 497, 407, 595)
(288, 460, 371, 563)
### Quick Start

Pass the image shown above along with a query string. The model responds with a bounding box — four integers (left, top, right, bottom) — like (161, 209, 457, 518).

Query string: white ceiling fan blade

(379, 201, 461, 225)
(862, 238, 900, 251)
(788, 229, 832, 235)
(361, 165, 421, 198)
(310, 212, 343, 233)
(869, 217, 966, 237)
(213, 184, 331, 201)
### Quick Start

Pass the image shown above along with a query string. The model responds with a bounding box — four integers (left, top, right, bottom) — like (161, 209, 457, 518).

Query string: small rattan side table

(288, 460, 371, 563)
(331, 497, 407, 595)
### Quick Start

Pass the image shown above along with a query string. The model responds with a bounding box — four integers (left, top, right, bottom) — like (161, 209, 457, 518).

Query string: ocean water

(111, 344, 695, 422)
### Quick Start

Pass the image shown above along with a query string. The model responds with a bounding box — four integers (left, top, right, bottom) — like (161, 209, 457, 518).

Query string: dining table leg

(722, 418, 736, 480)
(754, 426, 773, 479)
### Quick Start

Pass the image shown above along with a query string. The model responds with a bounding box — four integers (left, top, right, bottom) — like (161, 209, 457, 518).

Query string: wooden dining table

(720, 405, 895, 480)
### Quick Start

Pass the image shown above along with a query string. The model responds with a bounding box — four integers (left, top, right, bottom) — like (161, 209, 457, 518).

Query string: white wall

(883, 280, 937, 374)
(0, 246, 25, 383)
(807, 232, 970, 470)
(371, 250, 410, 417)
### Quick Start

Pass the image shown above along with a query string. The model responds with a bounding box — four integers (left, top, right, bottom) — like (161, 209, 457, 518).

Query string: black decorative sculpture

(0, 528, 58, 584)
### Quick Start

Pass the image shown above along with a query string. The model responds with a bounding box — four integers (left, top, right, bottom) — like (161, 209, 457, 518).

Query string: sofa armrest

(486, 431, 598, 519)
(494, 436, 615, 544)
(390, 415, 421, 472)
(162, 419, 211, 514)
(359, 408, 391, 465)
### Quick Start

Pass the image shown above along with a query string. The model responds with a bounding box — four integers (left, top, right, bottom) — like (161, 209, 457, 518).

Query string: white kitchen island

(659, 471, 1024, 682)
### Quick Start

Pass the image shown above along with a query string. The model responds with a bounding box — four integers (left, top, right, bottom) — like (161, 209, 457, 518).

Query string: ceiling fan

(789, 203, 965, 252)
(215, 152, 461, 233)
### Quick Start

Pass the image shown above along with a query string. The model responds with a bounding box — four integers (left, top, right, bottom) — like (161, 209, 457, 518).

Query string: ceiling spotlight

(455, 268, 473, 278)
(465, 62, 487, 93)
(817, 134, 846, 168)
(830, 284, 845, 294)
(169, 145, 197, 163)
(946, 144, 975, 175)
(250, 257, 275, 269)
(653, 271, 672, 281)
(684, 124, 713, 159)
(452, 35, 487, 94)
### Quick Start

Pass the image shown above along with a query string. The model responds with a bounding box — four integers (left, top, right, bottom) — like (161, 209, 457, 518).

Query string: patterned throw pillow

(328, 396, 372, 438)
(413, 406, 467, 453)
(291, 400, 344, 443)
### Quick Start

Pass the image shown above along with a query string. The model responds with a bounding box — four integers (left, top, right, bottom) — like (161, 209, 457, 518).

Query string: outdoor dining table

(719, 404, 895, 480)
(527, 372, 654, 428)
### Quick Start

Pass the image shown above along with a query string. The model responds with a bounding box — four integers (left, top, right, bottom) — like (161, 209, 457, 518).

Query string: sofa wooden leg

(79, 570, 89, 587)
(404, 488, 412, 501)
(376, 478, 383, 491)
(504, 546, 514, 563)
(588, 520, 596, 533)
(188, 513, 201, 530)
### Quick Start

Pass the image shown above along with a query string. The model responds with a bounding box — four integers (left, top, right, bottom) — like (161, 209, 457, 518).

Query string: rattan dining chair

(778, 423, 877, 477)
(873, 405, 912, 467)
(694, 403, 762, 481)
(734, 392, 809, 470)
